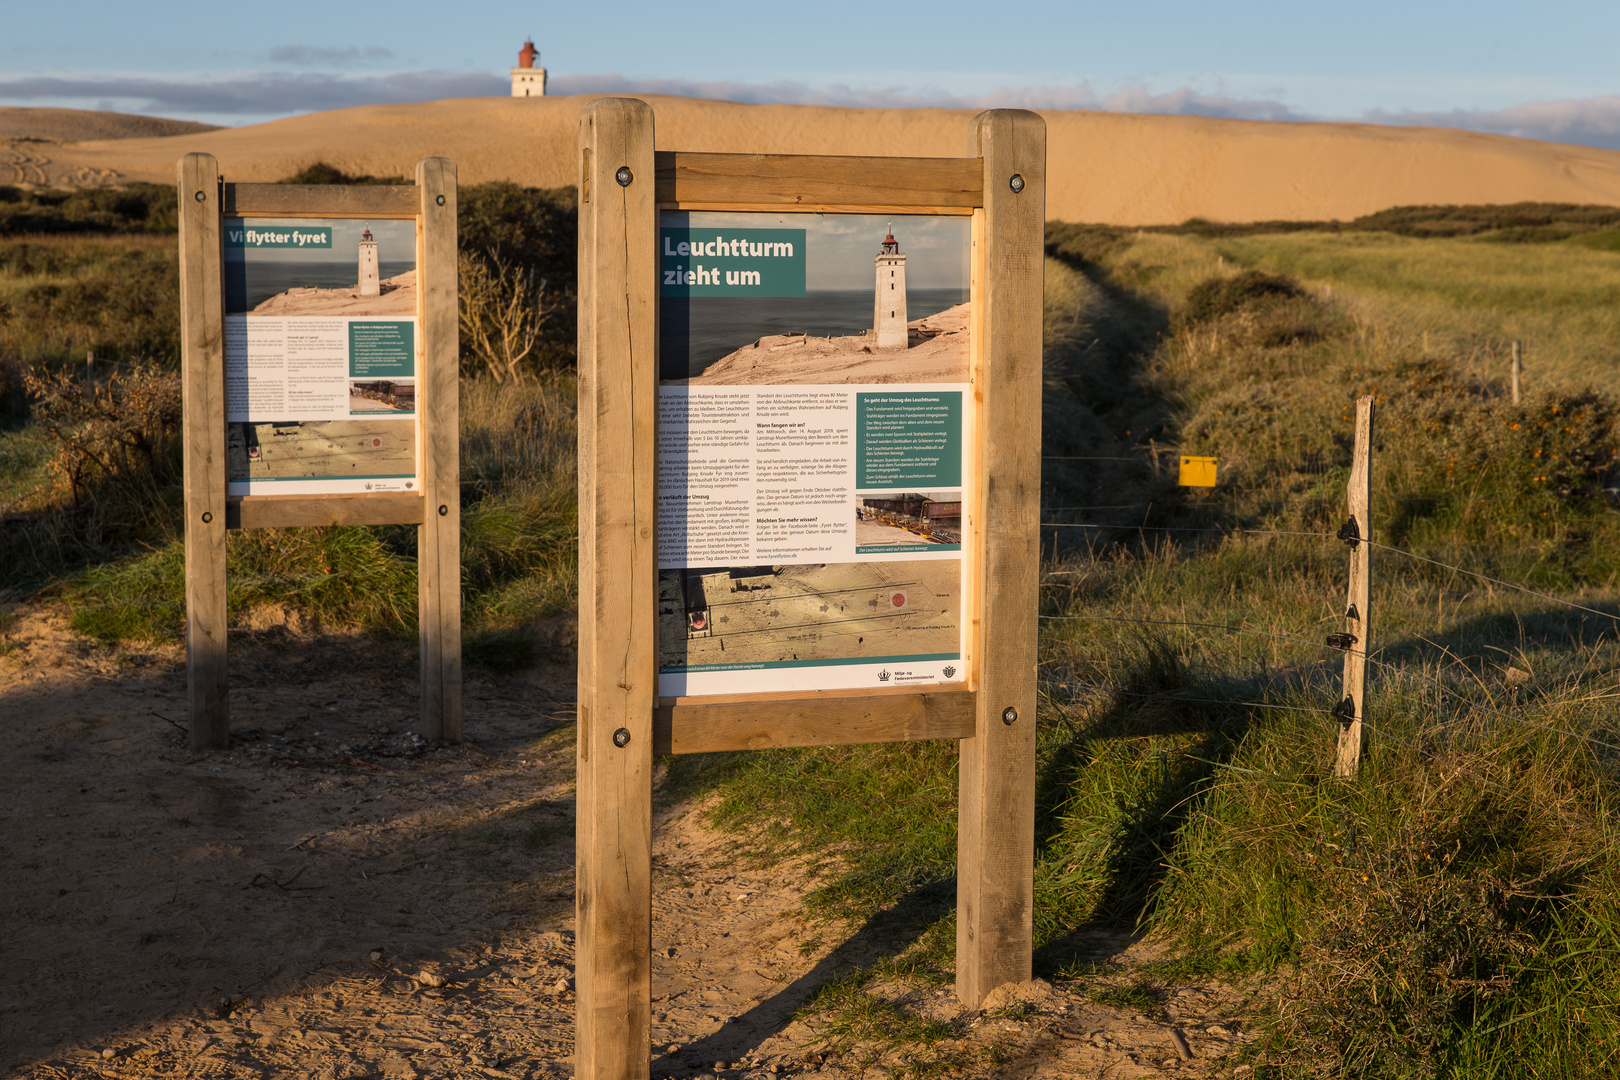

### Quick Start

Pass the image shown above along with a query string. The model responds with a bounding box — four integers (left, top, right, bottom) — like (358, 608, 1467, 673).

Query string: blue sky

(6, 1, 1620, 148)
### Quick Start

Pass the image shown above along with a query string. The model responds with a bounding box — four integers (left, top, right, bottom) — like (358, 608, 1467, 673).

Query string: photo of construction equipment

(855, 493, 962, 546)
(349, 379, 416, 414)
(658, 560, 961, 671)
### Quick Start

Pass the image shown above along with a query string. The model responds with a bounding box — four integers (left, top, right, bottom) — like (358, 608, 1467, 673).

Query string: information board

(223, 217, 420, 495)
(656, 212, 971, 696)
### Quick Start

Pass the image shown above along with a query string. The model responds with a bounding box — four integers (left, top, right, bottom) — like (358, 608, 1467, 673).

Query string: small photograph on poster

(657, 559, 963, 695)
(660, 212, 969, 385)
(855, 491, 962, 553)
(349, 378, 415, 414)
(224, 216, 420, 496)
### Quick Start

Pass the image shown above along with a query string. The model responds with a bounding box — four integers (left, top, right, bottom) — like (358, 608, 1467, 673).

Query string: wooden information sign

(176, 154, 462, 749)
(576, 99, 1044, 1079)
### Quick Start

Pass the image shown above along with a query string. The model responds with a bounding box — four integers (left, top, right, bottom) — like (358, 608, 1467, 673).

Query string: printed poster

(223, 217, 420, 496)
(657, 212, 972, 696)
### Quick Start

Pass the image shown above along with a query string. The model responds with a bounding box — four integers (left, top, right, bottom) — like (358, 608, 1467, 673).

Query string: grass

(667, 226, 1620, 1077)
(6, 203, 1620, 1075)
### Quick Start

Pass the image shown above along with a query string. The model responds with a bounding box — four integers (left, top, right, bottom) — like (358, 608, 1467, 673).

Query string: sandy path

(0, 606, 1267, 1078)
(12, 96, 1620, 224)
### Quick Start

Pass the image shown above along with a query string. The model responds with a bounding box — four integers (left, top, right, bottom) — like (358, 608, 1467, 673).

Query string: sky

(6, 1, 1620, 150)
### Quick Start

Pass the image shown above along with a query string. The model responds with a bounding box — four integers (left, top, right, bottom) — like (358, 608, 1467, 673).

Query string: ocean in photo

(225, 260, 416, 314)
(661, 287, 969, 379)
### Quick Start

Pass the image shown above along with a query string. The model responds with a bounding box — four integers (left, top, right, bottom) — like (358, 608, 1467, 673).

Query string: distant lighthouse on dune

(511, 38, 547, 97)
(873, 225, 908, 350)
(358, 226, 379, 298)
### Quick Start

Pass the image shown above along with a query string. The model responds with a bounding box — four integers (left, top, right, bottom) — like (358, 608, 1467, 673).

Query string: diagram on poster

(223, 217, 420, 495)
(657, 212, 972, 696)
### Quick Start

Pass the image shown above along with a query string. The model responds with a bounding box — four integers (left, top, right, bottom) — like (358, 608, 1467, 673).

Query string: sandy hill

(8, 96, 1620, 225)
(0, 106, 219, 142)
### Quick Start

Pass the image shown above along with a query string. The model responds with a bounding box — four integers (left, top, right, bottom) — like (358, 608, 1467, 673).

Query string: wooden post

(1511, 340, 1522, 405)
(416, 158, 462, 742)
(1335, 395, 1375, 778)
(575, 98, 657, 1080)
(957, 109, 1044, 1007)
(86, 350, 94, 384)
(178, 152, 229, 750)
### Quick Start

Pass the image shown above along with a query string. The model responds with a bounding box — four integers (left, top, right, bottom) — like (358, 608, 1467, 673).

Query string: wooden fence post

(416, 158, 462, 742)
(957, 109, 1044, 1007)
(575, 98, 658, 1080)
(1511, 340, 1522, 405)
(178, 152, 229, 750)
(1335, 395, 1375, 777)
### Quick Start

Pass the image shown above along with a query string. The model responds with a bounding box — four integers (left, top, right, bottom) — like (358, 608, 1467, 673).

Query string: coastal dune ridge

(9, 97, 1620, 225)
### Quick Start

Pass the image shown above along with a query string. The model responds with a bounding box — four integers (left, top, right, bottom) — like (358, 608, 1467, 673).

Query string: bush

(22, 361, 181, 504)
(0, 183, 180, 236)
(1180, 269, 1308, 326)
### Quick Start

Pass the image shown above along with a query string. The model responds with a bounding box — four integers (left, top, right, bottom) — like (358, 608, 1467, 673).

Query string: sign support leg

(416, 158, 462, 743)
(178, 152, 230, 750)
(957, 110, 1044, 1007)
(575, 98, 658, 1080)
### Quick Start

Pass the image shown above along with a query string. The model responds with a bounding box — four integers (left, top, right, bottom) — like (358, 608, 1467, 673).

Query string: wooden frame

(577, 101, 1045, 1078)
(176, 153, 462, 749)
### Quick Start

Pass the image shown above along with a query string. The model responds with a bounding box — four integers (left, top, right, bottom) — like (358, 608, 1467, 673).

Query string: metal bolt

(438, 504, 449, 516)
(201, 511, 213, 524)
(436, 194, 446, 206)
(1002, 706, 1018, 725)
(612, 727, 631, 748)
(615, 166, 634, 187)
(1008, 173, 1025, 194)
(194, 190, 206, 202)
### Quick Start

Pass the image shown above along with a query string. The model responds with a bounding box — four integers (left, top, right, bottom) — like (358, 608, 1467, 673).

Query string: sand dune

(8, 97, 1620, 224)
(0, 106, 219, 141)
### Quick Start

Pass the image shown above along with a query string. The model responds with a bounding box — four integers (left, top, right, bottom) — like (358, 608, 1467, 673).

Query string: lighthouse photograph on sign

(655, 212, 971, 696)
(223, 217, 420, 496)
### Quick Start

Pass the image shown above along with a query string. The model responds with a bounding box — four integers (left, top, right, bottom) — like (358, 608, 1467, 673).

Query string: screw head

(615, 166, 634, 187)
(1002, 706, 1018, 725)
(438, 504, 449, 517)
(201, 511, 213, 524)
(612, 727, 631, 748)
(1008, 173, 1026, 194)
(436, 194, 446, 206)
(194, 190, 207, 202)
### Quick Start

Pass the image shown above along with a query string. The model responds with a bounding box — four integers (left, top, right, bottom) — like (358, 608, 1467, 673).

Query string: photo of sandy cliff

(248, 270, 417, 318)
(676, 302, 968, 386)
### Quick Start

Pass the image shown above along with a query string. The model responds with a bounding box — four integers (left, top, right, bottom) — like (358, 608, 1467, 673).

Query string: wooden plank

(662, 202, 976, 217)
(655, 151, 983, 211)
(178, 152, 230, 751)
(415, 159, 462, 744)
(575, 98, 658, 1080)
(655, 688, 975, 755)
(1335, 396, 1376, 778)
(228, 494, 424, 529)
(956, 110, 1044, 1009)
(223, 183, 419, 218)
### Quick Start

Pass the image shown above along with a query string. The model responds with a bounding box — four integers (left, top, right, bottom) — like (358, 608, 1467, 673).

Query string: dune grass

(668, 230, 1620, 1077)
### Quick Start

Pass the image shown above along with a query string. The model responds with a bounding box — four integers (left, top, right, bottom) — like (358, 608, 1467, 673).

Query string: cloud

(268, 45, 396, 66)
(546, 72, 1311, 122)
(0, 71, 503, 116)
(3, 64, 1619, 154)
(1367, 96, 1620, 151)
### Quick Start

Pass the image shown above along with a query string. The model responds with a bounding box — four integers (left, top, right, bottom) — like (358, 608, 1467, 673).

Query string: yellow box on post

(1179, 456, 1218, 487)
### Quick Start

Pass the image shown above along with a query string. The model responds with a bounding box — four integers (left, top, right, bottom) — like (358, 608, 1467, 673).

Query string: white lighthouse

(873, 225, 908, 350)
(511, 39, 547, 97)
(358, 226, 379, 298)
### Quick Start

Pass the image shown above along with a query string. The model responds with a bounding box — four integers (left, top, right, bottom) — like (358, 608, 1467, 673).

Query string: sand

(9, 97, 1620, 224)
(682, 302, 969, 386)
(247, 270, 417, 318)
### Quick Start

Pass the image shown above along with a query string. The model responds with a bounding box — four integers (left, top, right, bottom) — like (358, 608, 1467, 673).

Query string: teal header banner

(224, 223, 332, 249)
(660, 228, 806, 297)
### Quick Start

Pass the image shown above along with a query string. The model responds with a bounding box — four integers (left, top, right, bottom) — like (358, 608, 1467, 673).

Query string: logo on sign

(942, 665, 957, 679)
(877, 669, 891, 682)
